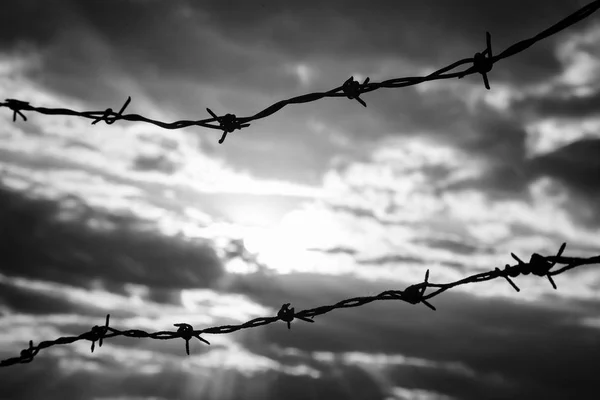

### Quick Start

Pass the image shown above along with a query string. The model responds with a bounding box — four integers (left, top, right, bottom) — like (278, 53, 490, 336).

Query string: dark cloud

(462, 106, 528, 162)
(131, 154, 179, 174)
(440, 105, 534, 196)
(307, 246, 358, 256)
(0, 0, 299, 105)
(528, 138, 600, 226)
(511, 89, 600, 120)
(450, 162, 532, 198)
(530, 138, 600, 194)
(441, 132, 600, 229)
(200, 0, 597, 87)
(412, 238, 493, 256)
(356, 254, 425, 266)
(0, 184, 225, 291)
(264, 366, 389, 400)
(317, 78, 521, 169)
(0, 280, 85, 315)
(383, 363, 510, 400)
(328, 85, 471, 141)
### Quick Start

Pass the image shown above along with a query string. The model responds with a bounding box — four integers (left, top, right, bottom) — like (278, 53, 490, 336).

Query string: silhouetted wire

(1, 0, 599, 143)
(1, 243, 599, 367)
(2, 1, 600, 368)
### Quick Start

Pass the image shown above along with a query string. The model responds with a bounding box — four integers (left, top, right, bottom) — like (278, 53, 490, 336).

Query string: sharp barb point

(557, 242, 567, 257)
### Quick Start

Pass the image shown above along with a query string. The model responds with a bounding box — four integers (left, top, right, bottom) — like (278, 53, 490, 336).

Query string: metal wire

(1, 242, 598, 367)
(1, 0, 599, 143)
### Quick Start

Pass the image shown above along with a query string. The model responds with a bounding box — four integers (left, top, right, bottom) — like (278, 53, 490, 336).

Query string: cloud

(196, 0, 589, 81)
(1, 2, 599, 399)
(131, 154, 179, 174)
(0, 184, 225, 290)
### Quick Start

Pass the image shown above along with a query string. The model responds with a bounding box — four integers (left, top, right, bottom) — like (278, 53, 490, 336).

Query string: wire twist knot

(19, 340, 39, 363)
(174, 323, 210, 355)
(4, 99, 29, 122)
(510, 242, 566, 290)
(92, 97, 131, 125)
(87, 314, 111, 353)
(277, 303, 315, 330)
(459, 32, 494, 89)
(399, 270, 436, 311)
(342, 76, 370, 107)
(206, 108, 251, 144)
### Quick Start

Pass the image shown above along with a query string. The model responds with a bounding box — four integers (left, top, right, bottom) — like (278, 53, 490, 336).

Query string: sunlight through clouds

(2, 1, 600, 399)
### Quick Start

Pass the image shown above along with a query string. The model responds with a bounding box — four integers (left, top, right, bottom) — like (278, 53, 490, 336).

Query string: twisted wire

(1, 0, 599, 143)
(1, 243, 598, 367)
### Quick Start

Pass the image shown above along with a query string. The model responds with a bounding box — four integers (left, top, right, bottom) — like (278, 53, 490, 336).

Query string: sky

(1, 0, 600, 399)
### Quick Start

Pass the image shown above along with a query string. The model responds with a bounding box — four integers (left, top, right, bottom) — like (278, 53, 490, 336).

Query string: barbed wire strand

(1, 0, 600, 143)
(1, 243, 599, 368)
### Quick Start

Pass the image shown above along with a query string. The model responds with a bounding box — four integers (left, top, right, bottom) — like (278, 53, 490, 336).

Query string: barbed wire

(1, 1, 600, 144)
(2, 1, 600, 369)
(1, 242, 599, 368)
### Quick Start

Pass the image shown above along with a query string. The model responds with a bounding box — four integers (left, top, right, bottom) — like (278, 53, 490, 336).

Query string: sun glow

(243, 207, 343, 274)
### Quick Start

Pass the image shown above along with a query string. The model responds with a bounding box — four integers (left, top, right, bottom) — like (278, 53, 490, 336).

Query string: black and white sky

(1, 1, 600, 399)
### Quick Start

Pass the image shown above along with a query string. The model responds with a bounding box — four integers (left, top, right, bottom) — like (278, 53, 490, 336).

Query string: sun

(242, 207, 341, 274)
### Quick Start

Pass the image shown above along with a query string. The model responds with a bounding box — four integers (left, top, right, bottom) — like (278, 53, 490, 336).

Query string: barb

(277, 303, 315, 330)
(206, 108, 251, 144)
(18, 341, 39, 363)
(458, 32, 494, 89)
(4, 99, 30, 122)
(91, 96, 131, 125)
(86, 313, 111, 353)
(1, 0, 599, 142)
(1, 242, 598, 368)
(174, 323, 210, 355)
(342, 76, 370, 107)
(390, 269, 437, 311)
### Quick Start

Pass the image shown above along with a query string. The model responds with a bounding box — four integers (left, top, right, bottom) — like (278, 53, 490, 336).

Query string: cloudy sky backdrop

(1, 0, 600, 399)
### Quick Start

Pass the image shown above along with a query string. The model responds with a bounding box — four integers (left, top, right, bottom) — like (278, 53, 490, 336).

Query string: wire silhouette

(1, 0, 599, 369)
(1, 0, 600, 143)
(1, 243, 598, 368)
